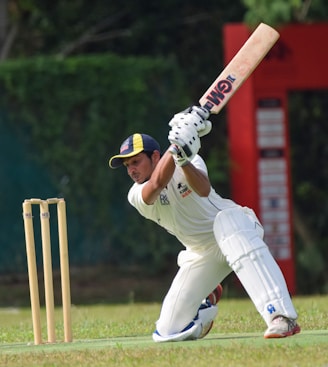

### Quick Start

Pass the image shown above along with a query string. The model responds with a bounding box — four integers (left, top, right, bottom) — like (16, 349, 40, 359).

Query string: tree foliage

(0, 54, 190, 272)
(242, 0, 328, 26)
(0, 0, 327, 292)
(289, 91, 328, 293)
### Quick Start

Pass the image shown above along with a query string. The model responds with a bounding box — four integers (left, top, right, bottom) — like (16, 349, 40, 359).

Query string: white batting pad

(213, 207, 297, 325)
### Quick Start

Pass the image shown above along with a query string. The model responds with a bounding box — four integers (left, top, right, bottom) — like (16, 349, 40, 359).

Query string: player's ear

(151, 150, 161, 164)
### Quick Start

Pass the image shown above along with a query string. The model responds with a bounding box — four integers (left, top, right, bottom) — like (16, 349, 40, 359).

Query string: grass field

(0, 296, 327, 367)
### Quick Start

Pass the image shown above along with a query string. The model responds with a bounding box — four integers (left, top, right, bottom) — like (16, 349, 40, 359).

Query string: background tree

(0, 0, 327, 294)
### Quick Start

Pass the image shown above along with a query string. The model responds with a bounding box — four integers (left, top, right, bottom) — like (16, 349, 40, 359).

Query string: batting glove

(168, 105, 212, 137)
(186, 105, 210, 120)
(168, 124, 201, 162)
(169, 144, 190, 167)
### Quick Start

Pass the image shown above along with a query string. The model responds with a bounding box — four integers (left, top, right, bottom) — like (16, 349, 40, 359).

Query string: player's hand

(169, 145, 190, 167)
(168, 106, 212, 138)
(168, 124, 200, 163)
(187, 105, 210, 120)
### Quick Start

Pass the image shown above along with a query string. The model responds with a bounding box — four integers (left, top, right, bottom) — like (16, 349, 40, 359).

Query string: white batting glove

(168, 106, 212, 137)
(168, 124, 201, 161)
(169, 145, 190, 167)
(187, 105, 210, 120)
(198, 119, 212, 137)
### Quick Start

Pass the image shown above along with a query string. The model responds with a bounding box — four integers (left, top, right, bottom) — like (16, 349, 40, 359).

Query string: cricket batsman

(108, 106, 300, 342)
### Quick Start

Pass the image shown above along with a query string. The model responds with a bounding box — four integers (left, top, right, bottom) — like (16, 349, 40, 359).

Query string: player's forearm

(142, 150, 175, 204)
(151, 150, 176, 187)
(181, 163, 211, 197)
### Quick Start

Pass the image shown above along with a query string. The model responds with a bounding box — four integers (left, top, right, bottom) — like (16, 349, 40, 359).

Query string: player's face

(123, 152, 155, 184)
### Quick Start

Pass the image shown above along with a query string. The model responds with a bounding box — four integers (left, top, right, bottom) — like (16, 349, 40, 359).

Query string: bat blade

(199, 23, 279, 114)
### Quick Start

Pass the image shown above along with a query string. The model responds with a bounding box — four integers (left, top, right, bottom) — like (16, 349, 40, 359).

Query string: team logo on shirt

(177, 182, 192, 198)
(160, 193, 170, 205)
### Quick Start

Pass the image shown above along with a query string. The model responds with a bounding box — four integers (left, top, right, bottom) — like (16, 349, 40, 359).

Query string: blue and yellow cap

(109, 133, 160, 168)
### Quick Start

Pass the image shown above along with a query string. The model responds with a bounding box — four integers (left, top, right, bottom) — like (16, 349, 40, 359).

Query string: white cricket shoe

(197, 284, 223, 338)
(197, 304, 218, 339)
(264, 315, 301, 338)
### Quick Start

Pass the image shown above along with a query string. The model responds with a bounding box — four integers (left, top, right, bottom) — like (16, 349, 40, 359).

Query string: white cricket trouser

(155, 206, 298, 338)
(155, 245, 231, 336)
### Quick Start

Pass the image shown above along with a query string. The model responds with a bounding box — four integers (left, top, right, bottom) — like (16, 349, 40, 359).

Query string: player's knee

(214, 207, 260, 240)
(153, 305, 218, 342)
(213, 208, 267, 268)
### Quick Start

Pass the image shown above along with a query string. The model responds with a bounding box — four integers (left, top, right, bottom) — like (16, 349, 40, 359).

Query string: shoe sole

(264, 324, 301, 339)
(199, 321, 214, 339)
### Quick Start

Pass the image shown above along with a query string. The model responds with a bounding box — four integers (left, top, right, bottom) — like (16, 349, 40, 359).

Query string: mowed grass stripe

(1, 330, 327, 354)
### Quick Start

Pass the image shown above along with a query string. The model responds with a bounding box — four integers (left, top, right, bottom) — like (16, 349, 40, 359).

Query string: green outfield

(0, 296, 327, 367)
(1, 329, 327, 353)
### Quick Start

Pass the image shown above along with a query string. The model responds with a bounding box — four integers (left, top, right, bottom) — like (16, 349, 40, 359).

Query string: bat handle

(168, 144, 192, 157)
(201, 105, 212, 116)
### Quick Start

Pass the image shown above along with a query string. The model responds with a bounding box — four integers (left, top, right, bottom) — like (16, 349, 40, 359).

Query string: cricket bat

(199, 23, 280, 114)
(169, 23, 279, 157)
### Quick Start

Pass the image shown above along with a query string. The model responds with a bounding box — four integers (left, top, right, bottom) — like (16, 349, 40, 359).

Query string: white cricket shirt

(128, 155, 238, 250)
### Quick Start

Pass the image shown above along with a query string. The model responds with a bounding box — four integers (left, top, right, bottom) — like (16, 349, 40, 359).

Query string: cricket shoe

(264, 315, 301, 338)
(197, 284, 223, 339)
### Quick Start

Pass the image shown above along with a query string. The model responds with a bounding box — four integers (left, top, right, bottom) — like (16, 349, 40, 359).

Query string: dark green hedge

(0, 54, 193, 273)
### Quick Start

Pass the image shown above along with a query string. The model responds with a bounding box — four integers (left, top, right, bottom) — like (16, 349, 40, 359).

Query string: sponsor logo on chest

(177, 182, 192, 198)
